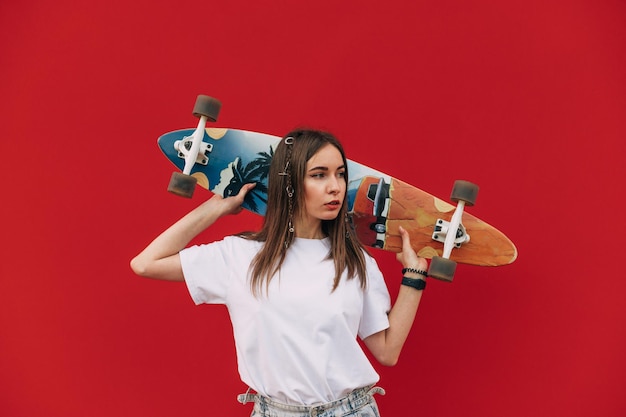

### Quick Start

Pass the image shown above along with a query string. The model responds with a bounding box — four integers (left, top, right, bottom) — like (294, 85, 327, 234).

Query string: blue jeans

(237, 386, 385, 417)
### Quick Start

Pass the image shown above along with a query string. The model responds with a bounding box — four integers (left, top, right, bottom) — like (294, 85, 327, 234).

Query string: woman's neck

(293, 218, 325, 239)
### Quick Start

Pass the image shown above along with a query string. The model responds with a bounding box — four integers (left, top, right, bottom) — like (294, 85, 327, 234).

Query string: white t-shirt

(180, 236, 391, 406)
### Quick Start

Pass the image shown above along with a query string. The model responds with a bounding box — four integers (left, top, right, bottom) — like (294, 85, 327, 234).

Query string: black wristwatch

(401, 276, 426, 290)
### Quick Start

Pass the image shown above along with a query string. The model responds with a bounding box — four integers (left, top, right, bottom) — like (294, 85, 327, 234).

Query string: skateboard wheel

(192, 95, 222, 122)
(167, 171, 197, 198)
(428, 256, 457, 282)
(450, 180, 479, 206)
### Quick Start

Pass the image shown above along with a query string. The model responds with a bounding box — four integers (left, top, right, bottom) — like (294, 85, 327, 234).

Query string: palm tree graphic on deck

(223, 147, 273, 213)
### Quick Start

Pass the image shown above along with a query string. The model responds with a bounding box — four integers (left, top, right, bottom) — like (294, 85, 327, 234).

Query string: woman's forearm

(130, 184, 255, 281)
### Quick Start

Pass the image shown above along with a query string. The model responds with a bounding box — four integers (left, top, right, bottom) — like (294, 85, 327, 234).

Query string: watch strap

(401, 276, 426, 290)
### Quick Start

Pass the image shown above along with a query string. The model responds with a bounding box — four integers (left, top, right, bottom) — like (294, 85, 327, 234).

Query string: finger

(399, 226, 412, 252)
(396, 226, 410, 263)
(239, 182, 256, 198)
(397, 226, 428, 270)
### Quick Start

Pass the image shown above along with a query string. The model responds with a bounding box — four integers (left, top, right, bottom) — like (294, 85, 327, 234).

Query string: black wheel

(450, 180, 479, 206)
(428, 256, 457, 282)
(192, 95, 222, 122)
(167, 171, 197, 198)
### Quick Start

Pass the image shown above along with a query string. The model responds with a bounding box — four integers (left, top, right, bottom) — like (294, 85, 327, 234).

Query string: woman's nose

(328, 176, 340, 193)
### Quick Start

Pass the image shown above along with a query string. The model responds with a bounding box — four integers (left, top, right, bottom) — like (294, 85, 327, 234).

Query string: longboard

(158, 127, 517, 268)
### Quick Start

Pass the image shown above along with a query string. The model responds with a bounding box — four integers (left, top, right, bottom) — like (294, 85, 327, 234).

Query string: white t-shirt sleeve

(179, 237, 237, 305)
(358, 254, 391, 340)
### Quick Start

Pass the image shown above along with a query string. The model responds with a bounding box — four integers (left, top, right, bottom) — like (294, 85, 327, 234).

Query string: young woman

(131, 129, 428, 416)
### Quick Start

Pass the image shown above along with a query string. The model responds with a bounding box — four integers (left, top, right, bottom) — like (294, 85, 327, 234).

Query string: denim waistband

(237, 385, 385, 417)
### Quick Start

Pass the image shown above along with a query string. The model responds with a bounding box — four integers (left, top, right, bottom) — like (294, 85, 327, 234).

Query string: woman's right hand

(211, 182, 256, 217)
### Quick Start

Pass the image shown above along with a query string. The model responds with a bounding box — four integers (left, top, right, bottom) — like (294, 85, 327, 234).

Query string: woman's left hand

(396, 226, 428, 272)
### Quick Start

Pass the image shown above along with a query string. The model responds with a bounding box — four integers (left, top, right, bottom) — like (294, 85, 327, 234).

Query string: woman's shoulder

(359, 248, 383, 272)
(224, 233, 260, 243)
(358, 246, 376, 262)
(223, 234, 264, 250)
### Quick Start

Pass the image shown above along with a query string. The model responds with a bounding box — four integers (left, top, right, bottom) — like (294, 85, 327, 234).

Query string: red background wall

(1, 1, 625, 416)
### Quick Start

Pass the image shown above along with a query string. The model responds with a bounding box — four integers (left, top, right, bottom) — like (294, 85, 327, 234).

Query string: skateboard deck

(158, 127, 517, 267)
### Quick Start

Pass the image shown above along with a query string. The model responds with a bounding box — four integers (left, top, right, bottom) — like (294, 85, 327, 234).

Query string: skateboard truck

(432, 219, 470, 248)
(428, 180, 479, 282)
(167, 95, 222, 198)
(174, 139, 213, 166)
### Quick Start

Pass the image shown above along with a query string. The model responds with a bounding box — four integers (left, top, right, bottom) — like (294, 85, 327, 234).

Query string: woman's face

(297, 143, 346, 237)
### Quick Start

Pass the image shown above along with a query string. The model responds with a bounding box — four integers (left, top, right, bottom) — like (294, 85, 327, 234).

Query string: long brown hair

(239, 129, 368, 296)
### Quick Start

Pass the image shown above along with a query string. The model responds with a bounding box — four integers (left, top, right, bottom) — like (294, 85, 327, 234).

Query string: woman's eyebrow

(308, 164, 346, 172)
